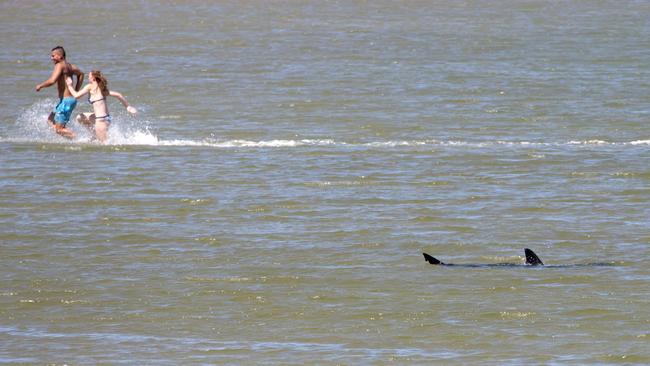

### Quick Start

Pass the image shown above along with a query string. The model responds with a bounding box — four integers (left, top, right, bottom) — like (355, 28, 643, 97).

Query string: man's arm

(36, 63, 64, 91)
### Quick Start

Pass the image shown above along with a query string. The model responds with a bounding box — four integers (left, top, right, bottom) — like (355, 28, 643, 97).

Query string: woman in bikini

(65, 70, 136, 143)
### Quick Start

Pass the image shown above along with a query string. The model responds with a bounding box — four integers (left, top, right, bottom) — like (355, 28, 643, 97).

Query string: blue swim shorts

(53, 97, 77, 126)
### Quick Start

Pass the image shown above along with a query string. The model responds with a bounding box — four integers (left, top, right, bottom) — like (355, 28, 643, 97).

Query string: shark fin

(524, 248, 544, 265)
(423, 252, 445, 265)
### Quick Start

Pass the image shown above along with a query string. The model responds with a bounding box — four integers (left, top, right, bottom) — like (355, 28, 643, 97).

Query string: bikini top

(88, 95, 106, 105)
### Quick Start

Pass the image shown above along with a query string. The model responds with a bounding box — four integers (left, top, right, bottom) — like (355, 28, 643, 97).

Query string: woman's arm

(70, 64, 84, 91)
(65, 77, 90, 99)
(109, 90, 137, 114)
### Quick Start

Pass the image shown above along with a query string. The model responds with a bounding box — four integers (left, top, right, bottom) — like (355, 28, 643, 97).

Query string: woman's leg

(76, 113, 96, 130)
(94, 120, 109, 143)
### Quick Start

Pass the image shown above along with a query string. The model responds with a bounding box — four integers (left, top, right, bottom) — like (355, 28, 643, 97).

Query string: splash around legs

(47, 112, 76, 139)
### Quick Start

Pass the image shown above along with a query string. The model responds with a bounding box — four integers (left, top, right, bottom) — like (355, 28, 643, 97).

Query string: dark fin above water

(424, 249, 544, 267)
(423, 252, 445, 265)
(524, 248, 544, 266)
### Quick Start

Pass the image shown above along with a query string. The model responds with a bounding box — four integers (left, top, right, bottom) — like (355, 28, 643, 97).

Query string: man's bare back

(57, 62, 82, 98)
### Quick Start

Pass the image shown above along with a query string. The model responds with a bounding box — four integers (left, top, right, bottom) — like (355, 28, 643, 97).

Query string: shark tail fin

(524, 248, 544, 265)
(423, 252, 445, 265)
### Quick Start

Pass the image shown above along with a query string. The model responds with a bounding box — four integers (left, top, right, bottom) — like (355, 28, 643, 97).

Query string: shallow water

(1, 1, 650, 364)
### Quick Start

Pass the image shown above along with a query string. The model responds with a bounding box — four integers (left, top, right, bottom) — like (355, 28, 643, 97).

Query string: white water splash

(8, 98, 157, 146)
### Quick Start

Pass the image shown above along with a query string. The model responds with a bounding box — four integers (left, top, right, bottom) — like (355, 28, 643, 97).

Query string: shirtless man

(35, 46, 84, 139)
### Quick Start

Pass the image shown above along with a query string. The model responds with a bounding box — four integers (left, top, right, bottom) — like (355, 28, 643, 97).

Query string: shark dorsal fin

(524, 248, 544, 265)
(423, 252, 445, 265)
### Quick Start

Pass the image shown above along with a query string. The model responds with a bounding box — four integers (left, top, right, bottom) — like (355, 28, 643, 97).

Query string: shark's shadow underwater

(423, 248, 616, 268)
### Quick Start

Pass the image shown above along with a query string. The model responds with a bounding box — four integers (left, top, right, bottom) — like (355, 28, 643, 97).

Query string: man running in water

(35, 46, 84, 139)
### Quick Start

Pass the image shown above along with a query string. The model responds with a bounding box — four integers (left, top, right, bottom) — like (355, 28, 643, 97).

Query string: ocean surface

(1, 1, 649, 364)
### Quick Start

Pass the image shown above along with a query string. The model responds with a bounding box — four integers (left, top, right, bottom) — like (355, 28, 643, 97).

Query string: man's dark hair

(51, 46, 66, 59)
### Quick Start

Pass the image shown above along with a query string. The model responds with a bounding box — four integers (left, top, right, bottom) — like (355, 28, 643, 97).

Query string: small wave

(568, 140, 608, 145)
(111, 138, 338, 148)
(176, 139, 338, 148)
(139, 139, 648, 149)
(5, 100, 650, 149)
(4, 134, 650, 150)
(630, 140, 650, 145)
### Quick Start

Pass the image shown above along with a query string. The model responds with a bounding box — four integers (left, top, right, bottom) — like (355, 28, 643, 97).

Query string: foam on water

(4, 100, 650, 149)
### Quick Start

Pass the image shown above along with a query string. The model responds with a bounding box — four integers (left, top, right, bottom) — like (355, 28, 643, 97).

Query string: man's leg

(54, 123, 75, 139)
(47, 112, 56, 126)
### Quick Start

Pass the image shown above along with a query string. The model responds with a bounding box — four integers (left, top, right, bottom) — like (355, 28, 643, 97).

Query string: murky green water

(1, 1, 649, 364)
